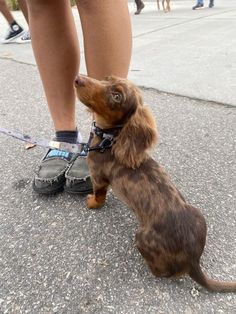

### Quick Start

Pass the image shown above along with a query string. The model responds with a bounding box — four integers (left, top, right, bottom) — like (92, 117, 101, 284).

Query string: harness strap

(87, 121, 123, 153)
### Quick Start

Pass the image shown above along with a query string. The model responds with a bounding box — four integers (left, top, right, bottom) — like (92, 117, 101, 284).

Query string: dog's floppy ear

(112, 105, 158, 169)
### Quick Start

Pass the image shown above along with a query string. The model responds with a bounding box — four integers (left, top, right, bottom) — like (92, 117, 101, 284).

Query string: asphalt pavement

(0, 1, 235, 313)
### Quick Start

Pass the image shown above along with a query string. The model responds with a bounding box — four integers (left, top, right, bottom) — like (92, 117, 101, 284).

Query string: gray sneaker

(33, 149, 93, 195)
(33, 149, 74, 194)
(64, 156, 93, 194)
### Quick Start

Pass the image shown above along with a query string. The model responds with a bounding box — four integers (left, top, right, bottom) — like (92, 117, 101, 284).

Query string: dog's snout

(75, 75, 85, 87)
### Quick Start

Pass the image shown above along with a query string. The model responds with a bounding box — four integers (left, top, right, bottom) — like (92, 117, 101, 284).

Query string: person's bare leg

(26, 0, 132, 195)
(63, 0, 132, 195)
(18, 0, 28, 23)
(76, 0, 132, 79)
(0, 0, 14, 24)
(26, 0, 79, 131)
(26, 0, 90, 195)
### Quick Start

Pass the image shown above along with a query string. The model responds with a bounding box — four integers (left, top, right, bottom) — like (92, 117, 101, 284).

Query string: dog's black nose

(75, 75, 85, 87)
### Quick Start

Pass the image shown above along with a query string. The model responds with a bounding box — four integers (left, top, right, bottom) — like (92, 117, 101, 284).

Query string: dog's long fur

(75, 75, 236, 293)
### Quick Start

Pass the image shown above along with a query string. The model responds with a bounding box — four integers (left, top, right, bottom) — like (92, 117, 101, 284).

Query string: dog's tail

(189, 263, 236, 293)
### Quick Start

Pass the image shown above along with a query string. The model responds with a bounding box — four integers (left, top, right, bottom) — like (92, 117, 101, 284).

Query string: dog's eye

(111, 92, 122, 103)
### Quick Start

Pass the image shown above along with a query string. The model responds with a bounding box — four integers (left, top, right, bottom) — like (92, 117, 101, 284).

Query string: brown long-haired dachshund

(74, 75, 236, 293)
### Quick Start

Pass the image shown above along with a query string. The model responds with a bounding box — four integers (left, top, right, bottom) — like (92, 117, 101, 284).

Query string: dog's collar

(86, 121, 123, 153)
(92, 121, 123, 138)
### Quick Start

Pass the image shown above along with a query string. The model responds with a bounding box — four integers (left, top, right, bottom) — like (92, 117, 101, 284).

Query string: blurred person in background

(134, 0, 145, 15)
(192, 0, 214, 10)
(0, 0, 30, 43)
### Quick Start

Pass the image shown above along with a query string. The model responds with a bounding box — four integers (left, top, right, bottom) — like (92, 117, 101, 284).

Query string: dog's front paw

(86, 194, 104, 209)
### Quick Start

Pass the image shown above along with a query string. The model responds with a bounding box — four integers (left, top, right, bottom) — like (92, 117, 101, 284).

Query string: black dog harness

(85, 122, 123, 153)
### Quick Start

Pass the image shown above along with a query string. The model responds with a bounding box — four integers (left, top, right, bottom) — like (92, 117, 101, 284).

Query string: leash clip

(88, 136, 113, 153)
(98, 137, 113, 152)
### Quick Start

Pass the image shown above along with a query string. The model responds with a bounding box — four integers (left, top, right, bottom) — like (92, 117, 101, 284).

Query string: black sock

(55, 130, 78, 144)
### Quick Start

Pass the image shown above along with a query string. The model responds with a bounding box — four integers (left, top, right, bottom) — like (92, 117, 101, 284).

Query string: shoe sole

(64, 177, 93, 195)
(1, 30, 25, 44)
(64, 186, 93, 195)
(32, 180, 65, 195)
(15, 39, 31, 44)
(32, 180, 93, 195)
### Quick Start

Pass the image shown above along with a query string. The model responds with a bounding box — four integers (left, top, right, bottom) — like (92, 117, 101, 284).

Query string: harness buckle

(88, 137, 113, 153)
(97, 137, 113, 153)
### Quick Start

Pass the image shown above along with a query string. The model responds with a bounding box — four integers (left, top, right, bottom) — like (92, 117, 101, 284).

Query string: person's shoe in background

(135, 0, 145, 15)
(192, 3, 204, 10)
(1, 21, 24, 44)
(209, 0, 214, 8)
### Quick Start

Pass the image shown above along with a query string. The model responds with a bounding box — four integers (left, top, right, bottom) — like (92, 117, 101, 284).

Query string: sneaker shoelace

(21, 31, 31, 41)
